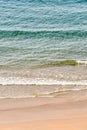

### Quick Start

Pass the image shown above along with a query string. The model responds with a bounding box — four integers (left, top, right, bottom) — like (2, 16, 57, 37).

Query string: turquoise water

(0, 0, 87, 98)
(0, 0, 87, 68)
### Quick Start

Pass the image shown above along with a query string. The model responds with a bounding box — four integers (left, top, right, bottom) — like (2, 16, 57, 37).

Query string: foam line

(0, 77, 87, 86)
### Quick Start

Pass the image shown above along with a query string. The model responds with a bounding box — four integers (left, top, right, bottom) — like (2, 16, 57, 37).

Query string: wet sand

(0, 93, 87, 130)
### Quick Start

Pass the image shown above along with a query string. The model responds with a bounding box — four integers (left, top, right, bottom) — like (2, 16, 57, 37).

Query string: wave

(0, 77, 87, 86)
(35, 60, 87, 68)
(0, 60, 87, 69)
(0, 30, 87, 39)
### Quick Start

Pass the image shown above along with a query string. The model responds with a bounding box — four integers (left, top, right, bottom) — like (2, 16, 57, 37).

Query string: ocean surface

(0, 0, 87, 98)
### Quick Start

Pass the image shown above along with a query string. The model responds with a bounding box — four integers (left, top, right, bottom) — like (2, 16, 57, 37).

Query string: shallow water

(0, 66, 87, 98)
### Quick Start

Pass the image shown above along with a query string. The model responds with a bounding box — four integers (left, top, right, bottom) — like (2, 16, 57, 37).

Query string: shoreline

(0, 66, 87, 129)
(0, 65, 87, 98)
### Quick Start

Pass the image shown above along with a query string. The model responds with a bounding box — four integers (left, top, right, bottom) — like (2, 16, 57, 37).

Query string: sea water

(0, 0, 87, 98)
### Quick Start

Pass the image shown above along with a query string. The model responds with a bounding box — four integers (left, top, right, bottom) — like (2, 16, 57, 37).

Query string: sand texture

(0, 96, 87, 130)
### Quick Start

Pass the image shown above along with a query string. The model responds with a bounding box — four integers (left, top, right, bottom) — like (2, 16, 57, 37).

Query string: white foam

(0, 77, 87, 86)
(77, 60, 87, 65)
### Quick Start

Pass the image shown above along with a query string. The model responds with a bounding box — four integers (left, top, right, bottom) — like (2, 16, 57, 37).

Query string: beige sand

(0, 96, 87, 130)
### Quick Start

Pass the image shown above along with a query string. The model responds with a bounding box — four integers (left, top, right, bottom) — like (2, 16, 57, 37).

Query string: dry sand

(0, 95, 87, 130)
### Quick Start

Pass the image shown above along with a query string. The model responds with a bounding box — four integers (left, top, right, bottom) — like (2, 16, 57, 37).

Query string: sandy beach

(0, 92, 87, 130)
(0, 0, 87, 129)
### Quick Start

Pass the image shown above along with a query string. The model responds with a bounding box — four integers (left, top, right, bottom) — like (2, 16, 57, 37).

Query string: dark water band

(0, 30, 87, 39)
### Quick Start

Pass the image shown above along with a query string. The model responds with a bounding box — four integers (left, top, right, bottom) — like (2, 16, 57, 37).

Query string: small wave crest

(35, 60, 87, 68)
(77, 60, 87, 65)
